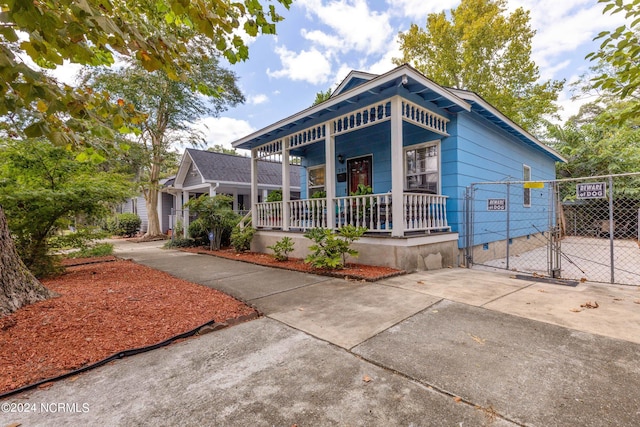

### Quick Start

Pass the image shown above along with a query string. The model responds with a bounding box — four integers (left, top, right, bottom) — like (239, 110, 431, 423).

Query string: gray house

(160, 148, 301, 236)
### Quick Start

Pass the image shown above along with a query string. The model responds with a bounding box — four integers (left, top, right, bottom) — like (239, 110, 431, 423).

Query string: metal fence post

(608, 176, 615, 283)
(506, 182, 510, 270)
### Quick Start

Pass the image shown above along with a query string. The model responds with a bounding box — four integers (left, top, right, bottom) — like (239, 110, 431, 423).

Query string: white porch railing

(254, 193, 449, 234)
(334, 193, 392, 232)
(255, 201, 283, 229)
(403, 193, 450, 232)
(288, 198, 328, 230)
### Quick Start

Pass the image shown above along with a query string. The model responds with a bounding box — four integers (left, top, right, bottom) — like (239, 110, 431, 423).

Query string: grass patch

(66, 243, 114, 258)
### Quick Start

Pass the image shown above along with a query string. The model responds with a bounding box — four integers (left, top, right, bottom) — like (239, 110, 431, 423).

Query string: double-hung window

(405, 142, 439, 194)
(307, 165, 325, 197)
(523, 164, 531, 207)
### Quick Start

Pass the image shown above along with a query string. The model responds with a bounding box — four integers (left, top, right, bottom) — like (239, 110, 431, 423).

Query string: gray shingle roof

(186, 148, 301, 188)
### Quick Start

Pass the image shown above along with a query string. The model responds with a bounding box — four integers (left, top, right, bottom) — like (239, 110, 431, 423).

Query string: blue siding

(447, 113, 556, 247)
(295, 93, 558, 250)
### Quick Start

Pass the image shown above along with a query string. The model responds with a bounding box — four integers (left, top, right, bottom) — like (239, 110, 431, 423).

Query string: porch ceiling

(232, 64, 470, 151)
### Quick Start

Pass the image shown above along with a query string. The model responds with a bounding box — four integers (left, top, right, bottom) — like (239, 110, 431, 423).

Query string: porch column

(390, 96, 405, 237)
(209, 184, 217, 197)
(324, 122, 336, 229)
(182, 190, 190, 237)
(232, 188, 238, 213)
(251, 149, 258, 227)
(282, 138, 290, 231)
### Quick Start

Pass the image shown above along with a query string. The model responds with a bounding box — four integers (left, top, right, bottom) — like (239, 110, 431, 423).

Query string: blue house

(231, 64, 564, 271)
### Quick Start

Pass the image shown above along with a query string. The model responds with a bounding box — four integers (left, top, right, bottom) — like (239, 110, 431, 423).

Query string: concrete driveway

(3, 240, 640, 426)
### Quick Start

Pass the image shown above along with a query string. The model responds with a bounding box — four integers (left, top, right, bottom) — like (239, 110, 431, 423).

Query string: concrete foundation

(251, 230, 459, 272)
(467, 232, 547, 265)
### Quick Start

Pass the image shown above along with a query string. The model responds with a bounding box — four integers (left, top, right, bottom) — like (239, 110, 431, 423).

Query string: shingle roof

(186, 148, 301, 188)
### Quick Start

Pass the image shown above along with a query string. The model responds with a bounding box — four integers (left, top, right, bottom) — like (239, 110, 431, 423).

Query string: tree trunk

(144, 137, 163, 237)
(0, 206, 56, 317)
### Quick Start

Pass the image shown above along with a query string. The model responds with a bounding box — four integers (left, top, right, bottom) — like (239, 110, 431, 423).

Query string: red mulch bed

(0, 259, 257, 396)
(181, 247, 406, 281)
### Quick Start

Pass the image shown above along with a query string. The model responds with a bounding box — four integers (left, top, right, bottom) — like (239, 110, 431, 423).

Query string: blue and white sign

(487, 198, 506, 211)
(576, 182, 606, 199)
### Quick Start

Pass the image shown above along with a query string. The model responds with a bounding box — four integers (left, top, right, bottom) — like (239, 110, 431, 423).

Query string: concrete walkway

(4, 240, 640, 426)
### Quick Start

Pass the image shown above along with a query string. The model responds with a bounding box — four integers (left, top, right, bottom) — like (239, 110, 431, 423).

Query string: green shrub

(163, 237, 197, 248)
(184, 195, 238, 250)
(304, 225, 366, 269)
(188, 218, 209, 246)
(67, 243, 114, 258)
(268, 236, 294, 261)
(49, 227, 109, 251)
(266, 189, 283, 202)
(109, 213, 141, 237)
(231, 226, 256, 252)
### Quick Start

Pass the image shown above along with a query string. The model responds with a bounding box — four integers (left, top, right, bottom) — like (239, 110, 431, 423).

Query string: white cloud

(267, 46, 333, 84)
(386, 0, 459, 20)
(508, 0, 626, 76)
(248, 94, 269, 105)
(365, 34, 403, 75)
(192, 117, 255, 150)
(297, 0, 394, 56)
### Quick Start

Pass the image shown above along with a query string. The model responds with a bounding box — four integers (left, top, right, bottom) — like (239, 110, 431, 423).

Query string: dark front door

(347, 155, 372, 194)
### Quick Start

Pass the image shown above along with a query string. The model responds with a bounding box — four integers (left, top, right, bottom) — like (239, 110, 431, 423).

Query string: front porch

(254, 192, 450, 235)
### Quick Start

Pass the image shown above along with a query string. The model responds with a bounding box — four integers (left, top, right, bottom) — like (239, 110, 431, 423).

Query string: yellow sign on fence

(524, 182, 544, 189)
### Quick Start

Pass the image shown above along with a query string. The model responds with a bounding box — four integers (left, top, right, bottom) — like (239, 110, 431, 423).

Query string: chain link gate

(464, 173, 640, 286)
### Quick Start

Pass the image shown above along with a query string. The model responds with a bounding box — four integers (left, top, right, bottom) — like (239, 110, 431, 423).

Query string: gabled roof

(231, 63, 563, 164)
(331, 70, 378, 97)
(232, 64, 471, 150)
(176, 149, 301, 188)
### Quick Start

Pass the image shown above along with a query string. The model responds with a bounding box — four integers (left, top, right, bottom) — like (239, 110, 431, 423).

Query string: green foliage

(395, 0, 563, 133)
(266, 189, 283, 202)
(208, 144, 239, 155)
(187, 218, 210, 246)
(109, 213, 141, 237)
(310, 190, 327, 198)
(231, 226, 256, 253)
(82, 51, 245, 236)
(0, 0, 292, 146)
(268, 236, 294, 261)
(185, 194, 239, 250)
(544, 100, 640, 198)
(585, 0, 640, 124)
(163, 237, 197, 248)
(0, 139, 131, 276)
(312, 88, 332, 106)
(49, 227, 109, 251)
(349, 184, 372, 196)
(66, 243, 114, 259)
(304, 225, 366, 269)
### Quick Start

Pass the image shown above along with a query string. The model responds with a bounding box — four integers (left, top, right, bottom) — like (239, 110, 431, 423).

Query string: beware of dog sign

(576, 182, 606, 199)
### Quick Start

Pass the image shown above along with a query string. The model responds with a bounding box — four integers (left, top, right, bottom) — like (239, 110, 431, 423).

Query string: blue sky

(188, 0, 624, 150)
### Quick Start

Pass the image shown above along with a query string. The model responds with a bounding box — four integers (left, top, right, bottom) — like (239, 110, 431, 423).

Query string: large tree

(0, 0, 291, 315)
(586, 0, 639, 124)
(394, 0, 563, 133)
(84, 54, 244, 238)
(0, 139, 132, 277)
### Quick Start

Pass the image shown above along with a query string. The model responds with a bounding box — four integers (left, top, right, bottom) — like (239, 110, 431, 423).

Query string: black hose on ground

(0, 318, 217, 400)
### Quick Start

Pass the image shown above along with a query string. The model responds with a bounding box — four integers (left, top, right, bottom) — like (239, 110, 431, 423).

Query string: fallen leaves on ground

(580, 301, 599, 309)
(362, 375, 372, 383)
(0, 259, 257, 395)
(468, 333, 486, 345)
(570, 308, 583, 313)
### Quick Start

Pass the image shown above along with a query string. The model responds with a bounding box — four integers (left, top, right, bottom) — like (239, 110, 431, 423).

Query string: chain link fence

(465, 173, 640, 285)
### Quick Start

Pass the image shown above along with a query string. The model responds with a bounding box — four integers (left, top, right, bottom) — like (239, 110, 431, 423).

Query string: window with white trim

(523, 164, 531, 207)
(405, 142, 439, 194)
(307, 165, 325, 197)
